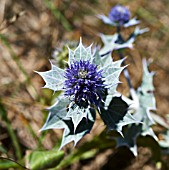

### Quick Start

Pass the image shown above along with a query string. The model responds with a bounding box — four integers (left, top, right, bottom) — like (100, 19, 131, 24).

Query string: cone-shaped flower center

(64, 60, 105, 108)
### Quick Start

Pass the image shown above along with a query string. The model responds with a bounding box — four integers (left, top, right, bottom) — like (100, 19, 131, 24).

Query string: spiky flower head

(36, 39, 136, 149)
(36, 39, 124, 110)
(109, 5, 130, 26)
(64, 60, 104, 108)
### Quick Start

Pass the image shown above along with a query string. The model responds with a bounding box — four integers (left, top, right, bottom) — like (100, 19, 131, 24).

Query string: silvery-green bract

(37, 39, 138, 148)
(115, 59, 158, 156)
(99, 27, 149, 55)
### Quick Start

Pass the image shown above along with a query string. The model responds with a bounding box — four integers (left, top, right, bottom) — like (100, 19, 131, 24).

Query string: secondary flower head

(64, 60, 104, 108)
(98, 4, 139, 27)
(109, 5, 130, 26)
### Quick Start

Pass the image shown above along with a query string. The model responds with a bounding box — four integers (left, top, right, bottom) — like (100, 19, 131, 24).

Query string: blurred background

(0, 0, 169, 169)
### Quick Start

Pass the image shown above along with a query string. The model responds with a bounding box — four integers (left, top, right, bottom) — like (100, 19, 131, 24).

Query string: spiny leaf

(102, 60, 125, 77)
(104, 63, 126, 107)
(124, 17, 140, 27)
(100, 96, 138, 136)
(115, 124, 142, 156)
(41, 96, 96, 149)
(85, 44, 93, 61)
(99, 27, 148, 55)
(141, 123, 158, 141)
(98, 14, 140, 27)
(60, 108, 96, 149)
(104, 66, 126, 88)
(150, 112, 169, 129)
(67, 39, 94, 66)
(66, 105, 88, 132)
(115, 59, 158, 156)
(134, 59, 156, 128)
(132, 59, 157, 141)
(92, 48, 112, 67)
(126, 27, 149, 47)
(139, 59, 155, 94)
(74, 38, 87, 61)
(93, 53, 125, 107)
(67, 47, 75, 66)
(40, 96, 69, 131)
(97, 14, 116, 26)
(36, 62, 65, 92)
(99, 33, 133, 55)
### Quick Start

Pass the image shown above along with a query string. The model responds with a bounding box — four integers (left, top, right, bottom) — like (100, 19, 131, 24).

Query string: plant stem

(116, 26, 139, 102)
(116, 25, 133, 88)
(117, 50, 133, 89)
(0, 157, 29, 170)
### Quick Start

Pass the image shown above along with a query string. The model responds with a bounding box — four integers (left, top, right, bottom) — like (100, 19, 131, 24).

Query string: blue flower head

(109, 5, 130, 26)
(64, 60, 105, 108)
(98, 5, 139, 27)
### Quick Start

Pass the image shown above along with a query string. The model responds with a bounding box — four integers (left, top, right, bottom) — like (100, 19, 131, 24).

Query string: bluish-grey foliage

(115, 59, 158, 155)
(100, 96, 138, 136)
(115, 124, 142, 156)
(99, 27, 149, 55)
(134, 59, 157, 139)
(98, 14, 139, 28)
(35, 62, 65, 92)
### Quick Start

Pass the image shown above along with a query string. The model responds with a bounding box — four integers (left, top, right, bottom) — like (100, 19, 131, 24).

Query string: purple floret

(109, 5, 130, 26)
(64, 60, 105, 108)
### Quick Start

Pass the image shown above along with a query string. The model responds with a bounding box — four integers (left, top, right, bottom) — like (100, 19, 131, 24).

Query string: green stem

(0, 157, 29, 170)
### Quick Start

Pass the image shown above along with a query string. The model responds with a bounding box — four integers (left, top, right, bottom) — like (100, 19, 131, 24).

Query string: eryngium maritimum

(64, 60, 104, 108)
(36, 39, 124, 110)
(109, 5, 130, 26)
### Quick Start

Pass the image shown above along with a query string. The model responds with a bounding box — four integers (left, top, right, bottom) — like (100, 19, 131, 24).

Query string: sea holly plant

(98, 4, 168, 156)
(98, 5, 140, 27)
(98, 4, 149, 55)
(36, 39, 139, 149)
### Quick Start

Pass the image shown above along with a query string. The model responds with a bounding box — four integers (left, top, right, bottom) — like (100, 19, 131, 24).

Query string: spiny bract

(36, 39, 122, 110)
